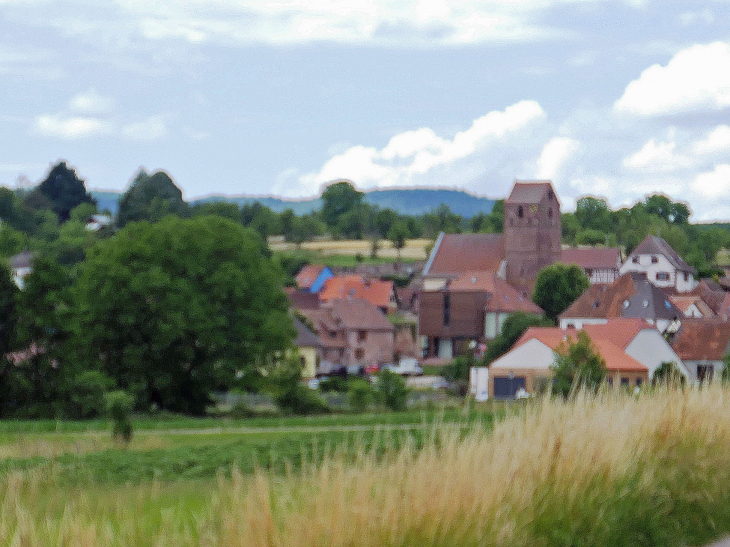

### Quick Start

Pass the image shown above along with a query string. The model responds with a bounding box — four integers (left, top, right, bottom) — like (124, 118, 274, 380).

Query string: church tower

(504, 180, 561, 288)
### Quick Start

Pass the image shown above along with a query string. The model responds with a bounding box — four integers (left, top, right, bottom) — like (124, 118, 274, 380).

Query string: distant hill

(91, 188, 496, 217)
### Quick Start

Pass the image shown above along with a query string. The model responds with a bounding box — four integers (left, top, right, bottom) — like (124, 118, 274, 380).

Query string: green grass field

(4, 390, 730, 546)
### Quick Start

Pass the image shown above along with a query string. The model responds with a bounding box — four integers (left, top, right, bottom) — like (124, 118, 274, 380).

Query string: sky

(1, 1, 729, 221)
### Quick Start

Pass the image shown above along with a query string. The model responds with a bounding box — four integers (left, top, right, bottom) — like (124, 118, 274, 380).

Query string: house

(318, 275, 396, 314)
(486, 318, 687, 398)
(560, 247, 622, 284)
(422, 232, 505, 291)
(670, 319, 730, 382)
(419, 271, 543, 360)
(559, 272, 683, 333)
(620, 235, 696, 292)
(292, 316, 321, 379)
(299, 298, 395, 367)
(295, 265, 334, 293)
(9, 250, 34, 289)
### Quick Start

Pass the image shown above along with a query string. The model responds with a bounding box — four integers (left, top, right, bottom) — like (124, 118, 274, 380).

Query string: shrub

(347, 379, 375, 413)
(376, 369, 409, 411)
(551, 331, 606, 398)
(652, 360, 686, 387)
(319, 376, 349, 393)
(66, 370, 115, 419)
(105, 390, 134, 443)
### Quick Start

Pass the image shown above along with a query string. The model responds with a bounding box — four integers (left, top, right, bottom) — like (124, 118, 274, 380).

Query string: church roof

(506, 180, 557, 205)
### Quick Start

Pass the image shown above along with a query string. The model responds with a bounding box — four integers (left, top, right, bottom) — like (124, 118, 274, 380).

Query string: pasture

(3, 389, 730, 546)
(268, 236, 433, 260)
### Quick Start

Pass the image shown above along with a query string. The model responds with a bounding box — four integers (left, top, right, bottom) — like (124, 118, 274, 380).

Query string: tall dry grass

(3, 386, 730, 546)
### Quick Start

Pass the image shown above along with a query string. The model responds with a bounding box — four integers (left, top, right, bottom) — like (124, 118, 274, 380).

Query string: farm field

(268, 237, 433, 260)
(4, 389, 730, 546)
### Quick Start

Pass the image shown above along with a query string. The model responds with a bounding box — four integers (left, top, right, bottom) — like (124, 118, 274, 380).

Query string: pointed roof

(448, 271, 543, 314)
(506, 180, 558, 205)
(560, 272, 682, 321)
(319, 276, 394, 310)
(628, 235, 695, 274)
(671, 318, 730, 362)
(9, 250, 34, 269)
(423, 233, 505, 276)
(295, 265, 327, 290)
(293, 317, 321, 348)
(513, 324, 647, 372)
(561, 247, 621, 270)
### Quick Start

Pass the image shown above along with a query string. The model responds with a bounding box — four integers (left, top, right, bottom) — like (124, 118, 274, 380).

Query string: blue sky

(1, 0, 729, 220)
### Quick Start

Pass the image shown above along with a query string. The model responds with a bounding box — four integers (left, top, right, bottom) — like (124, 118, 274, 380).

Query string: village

(285, 180, 730, 400)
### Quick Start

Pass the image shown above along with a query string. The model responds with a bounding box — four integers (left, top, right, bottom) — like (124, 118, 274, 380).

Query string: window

(697, 365, 713, 383)
(635, 378, 642, 387)
(517, 206, 523, 218)
(632, 256, 639, 264)
(443, 293, 450, 326)
(620, 378, 629, 386)
(651, 255, 658, 264)
(656, 272, 670, 281)
(548, 207, 553, 219)
(357, 330, 367, 342)
(355, 348, 365, 360)
(684, 272, 689, 282)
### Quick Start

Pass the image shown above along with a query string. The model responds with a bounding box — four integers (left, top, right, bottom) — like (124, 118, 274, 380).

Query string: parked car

(382, 358, 423, 376)
(365, 363, 380, 375)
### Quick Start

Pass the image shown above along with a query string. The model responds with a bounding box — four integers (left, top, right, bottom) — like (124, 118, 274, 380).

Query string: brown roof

(628, 235, 695, 274)
(505, 180, 557, 205)
(328, 298, 395, 331)
(671, 319, 730, 361)
(319, 276, 394, 310)
(561, 247, 621, 270)
(423, 233, 505, 276)
(668, 295, 715, 317)
(285, 288, 321, 310)
(514, 326, 647, 372)
(560, 272, 682, 321)
(449, 271, 543, 314)
(293, 317, 321, 348)
(297, 308, 347, 348)
(9, 250, 33, 269)
(295, 265, 325, 290)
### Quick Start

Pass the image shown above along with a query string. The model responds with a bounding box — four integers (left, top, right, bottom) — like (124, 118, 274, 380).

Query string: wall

(624, 329, 690, 379)
(620, 254, 696, 293)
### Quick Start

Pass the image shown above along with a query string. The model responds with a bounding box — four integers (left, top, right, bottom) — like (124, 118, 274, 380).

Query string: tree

(532, 263, 590, 323)
(652, 361, 686, 386)
(0, 264, 18, 417)
(116, 169, 188, 227)
(376, 369, 409, 411)
(35, 162, 96, 222)
(575, 197, 611, 232)
(387, 221, 409, 267)
(483, 312, 553, 364)
(320, 180, 364, 229)
(551, 331, 607, 398)
(73, 215, 295, 414)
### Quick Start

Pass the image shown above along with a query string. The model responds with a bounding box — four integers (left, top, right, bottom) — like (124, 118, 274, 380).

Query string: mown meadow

(3, 388, 730, 546)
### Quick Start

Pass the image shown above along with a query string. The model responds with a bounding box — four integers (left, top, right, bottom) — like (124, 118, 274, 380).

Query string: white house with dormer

(619, 235, 696, 293)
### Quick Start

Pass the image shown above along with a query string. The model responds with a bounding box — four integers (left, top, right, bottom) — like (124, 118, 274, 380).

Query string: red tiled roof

(671, 319, 730, 361)
(668, 295, 715, 317)
(295, 265, 325, 290)
(515, 326, 647, 372)
(506, 180, 557, 205)
(319, 276, 394, 309)
(328, 298, 395, 331)
(561, 247, 621, 270)
(449, 271, 543, 314)
(424, 233, 505, 276)
(581, 318, 655, 349)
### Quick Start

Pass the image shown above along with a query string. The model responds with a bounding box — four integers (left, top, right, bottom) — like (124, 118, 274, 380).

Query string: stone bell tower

(504, 180, 561, 289)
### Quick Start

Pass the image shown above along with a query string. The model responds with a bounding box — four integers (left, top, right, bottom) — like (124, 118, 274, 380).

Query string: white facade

(489, 338, 556, 371)
(682, 360, 723, 383)
(559, 317, 608, 330)
(624, 329, 690, 380)
(470, 367, 489, 401)
(620, 253, 696, 292)
(484, 312, 511, 339)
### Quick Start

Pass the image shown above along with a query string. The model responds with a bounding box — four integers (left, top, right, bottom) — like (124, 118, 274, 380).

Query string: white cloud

(536, 136, 581, 179)
(691, 164, 730, 199)
(69, 89, 116, 115)
(286, 100, 546, 196)
(122, 115, 168, 141)
(679, 9, 714, 26)
(614, 41, 730, 116)
(692, 125, 730, 155)
(622, 138, 694, 172)
(34, 115, 110, 139)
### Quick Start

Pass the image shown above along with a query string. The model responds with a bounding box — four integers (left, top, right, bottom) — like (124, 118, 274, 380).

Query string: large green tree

(74, 215, 295, 414)
(320, 180, 364, 229)
(34, 162, 96, 222)
(532, 263, 590, 323)
(116, 170, 188, 227)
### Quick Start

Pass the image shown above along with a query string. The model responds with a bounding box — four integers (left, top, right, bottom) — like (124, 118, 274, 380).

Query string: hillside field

(268, 237, 433, 260)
